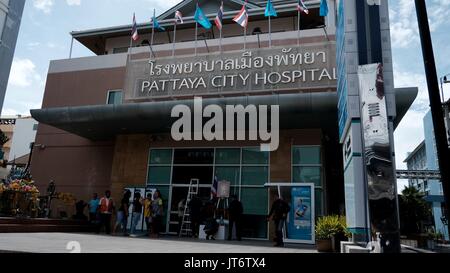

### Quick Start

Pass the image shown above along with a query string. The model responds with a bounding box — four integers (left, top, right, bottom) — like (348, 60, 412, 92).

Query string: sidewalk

(0, 233, 318, 253)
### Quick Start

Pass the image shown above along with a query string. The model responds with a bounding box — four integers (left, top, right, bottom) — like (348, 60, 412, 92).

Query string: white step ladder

(179, 178, 200, 237)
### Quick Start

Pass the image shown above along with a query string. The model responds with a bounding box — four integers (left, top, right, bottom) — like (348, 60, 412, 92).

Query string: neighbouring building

(405, 110, 449, 241)
(0, 115, 38, 164)
(30, 0, 416, 242)
(0, 0, 26, 112)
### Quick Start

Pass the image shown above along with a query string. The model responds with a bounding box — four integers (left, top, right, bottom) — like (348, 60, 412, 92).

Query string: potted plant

(331, 216, 351, 253)
(316, 215, 342, 252)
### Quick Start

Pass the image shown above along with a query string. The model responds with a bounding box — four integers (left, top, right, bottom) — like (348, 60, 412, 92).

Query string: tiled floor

(0, 233, 318, 253)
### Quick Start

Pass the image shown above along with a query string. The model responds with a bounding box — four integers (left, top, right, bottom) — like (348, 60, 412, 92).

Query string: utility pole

(415, 0, 450, 237)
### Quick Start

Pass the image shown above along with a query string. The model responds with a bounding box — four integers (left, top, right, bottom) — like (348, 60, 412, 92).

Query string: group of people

(85, 189, 291, 247)
(87, 190, 164, 238)
(177, 195, 244, 241)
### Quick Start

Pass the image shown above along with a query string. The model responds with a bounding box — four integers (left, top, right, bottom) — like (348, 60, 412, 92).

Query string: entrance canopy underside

(31, 89, 417, 141)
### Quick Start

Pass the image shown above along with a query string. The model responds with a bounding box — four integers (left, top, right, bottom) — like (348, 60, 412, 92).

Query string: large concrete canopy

(31, 88, 417, 141)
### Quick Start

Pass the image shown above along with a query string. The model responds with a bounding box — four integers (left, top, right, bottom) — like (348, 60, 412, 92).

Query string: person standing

(88, 193, 100, 224)
(143, 193, 153, 236)
(228, 195, 243, 241)
(188, 196, 203, 238)
(130, 192, 144, 236)
(113, 190, 131, 236)
(98, 190, 114, 235)
(267, 196, 290, 247)
(151, 190, 164, 238)
(177, 198, 186, 235)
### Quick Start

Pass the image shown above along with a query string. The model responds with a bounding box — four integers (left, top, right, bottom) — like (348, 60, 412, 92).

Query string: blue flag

(194, 4, 212, 29)
(265, 0, 277, 17)
(152, 16, 165, 31)
(320, 0, 328, 17)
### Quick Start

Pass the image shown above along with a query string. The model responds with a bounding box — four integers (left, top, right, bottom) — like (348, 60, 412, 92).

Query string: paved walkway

(0, 233, 318, 253)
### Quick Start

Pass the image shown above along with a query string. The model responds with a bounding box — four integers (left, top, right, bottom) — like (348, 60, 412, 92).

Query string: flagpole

(220, 2, 223, 54)
(269, 15, 272, 48)
(297, 10, 301, 46)
(172, 21, 177, 58)
(195, 22, 198, 56)
(128, 36, 133, 64)
(150, 10, 156, 59)
(244, 25, 247, 51)
(219, 26, 223, 53)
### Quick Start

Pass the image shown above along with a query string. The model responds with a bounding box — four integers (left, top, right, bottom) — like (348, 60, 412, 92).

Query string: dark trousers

(99, 213, 112, 234)
(191, 217, 200, 237)
(228, 218, 242, 240)
(274, 219, 285, 246)
(152, 215, 162, 235)
(89, 213, 97, 223)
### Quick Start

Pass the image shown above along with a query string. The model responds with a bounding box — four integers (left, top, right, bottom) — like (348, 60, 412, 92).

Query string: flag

(265, 0, 277, 17)
(211, 176, 218, 199)
(152, 16, 165, 31)
(297, 0, 309, 14)
(194, 4, 212, 29)
(131, 13, 139, 41)
(214, 2, 224, 30)
(233, 2, 249, 28)
(320, 0, 329, 17)
(175, 10, 183, 24)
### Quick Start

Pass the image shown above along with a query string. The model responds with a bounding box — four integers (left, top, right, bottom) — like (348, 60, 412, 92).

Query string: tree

(399, 186, 433, 235)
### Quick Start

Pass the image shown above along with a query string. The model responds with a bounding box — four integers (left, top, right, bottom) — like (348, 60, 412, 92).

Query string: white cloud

(66, 0, 81, 6)
(389, 0, 450, 49)
(8, 58, 43, 88)
(33, 0, 54, 14)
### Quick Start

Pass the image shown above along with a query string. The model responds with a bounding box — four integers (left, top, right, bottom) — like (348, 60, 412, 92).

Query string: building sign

(125, 45, 336, 100)
(217, 180, 231, 199)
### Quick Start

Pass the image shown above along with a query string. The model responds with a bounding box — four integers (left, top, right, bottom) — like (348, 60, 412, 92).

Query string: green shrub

(316, 215, 350, 240)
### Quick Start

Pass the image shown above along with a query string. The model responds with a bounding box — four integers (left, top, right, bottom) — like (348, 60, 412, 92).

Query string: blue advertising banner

(287, 186, 313, 241)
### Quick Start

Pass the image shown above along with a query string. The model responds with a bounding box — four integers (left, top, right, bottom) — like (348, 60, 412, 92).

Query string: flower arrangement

(2, 179, 40, 194)
(56, 192, 77, 205)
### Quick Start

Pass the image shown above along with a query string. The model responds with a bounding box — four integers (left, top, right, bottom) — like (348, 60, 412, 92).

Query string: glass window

(293, 167, 322, 187)
(215, 167, 240, 186)
(171, 166, 213, 185)
(241, 167, 268, 186)
(107, 90, 123, 105)
(241, 187, 268, 216)
(215, 148, 240, 165)
(242, 148, 269, 165)
(147, 167, 171, 185)
(293, 146, 321, 165)
(149, 149, 172, 165)
(173, 149, 214, 165)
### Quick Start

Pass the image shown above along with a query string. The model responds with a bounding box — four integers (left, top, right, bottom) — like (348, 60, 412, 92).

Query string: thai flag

(175, 10, 184, 24)
(214, 2, 224, 30)
(297, 0, 309, 14)
(131, 13, 139, 41)
(211, 176, 218, 199)
(233, 2, 249, 28)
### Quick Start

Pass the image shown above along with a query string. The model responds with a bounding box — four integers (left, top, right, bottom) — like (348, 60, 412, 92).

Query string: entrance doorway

(168, 149, 215, 234)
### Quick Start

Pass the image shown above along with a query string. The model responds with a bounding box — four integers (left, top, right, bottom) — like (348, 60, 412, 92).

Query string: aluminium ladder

(179, 178, 200, 237)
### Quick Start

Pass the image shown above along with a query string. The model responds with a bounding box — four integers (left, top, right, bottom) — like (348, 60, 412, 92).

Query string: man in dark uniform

(228, 195, 243, 241)
(268, 196, 290, 247)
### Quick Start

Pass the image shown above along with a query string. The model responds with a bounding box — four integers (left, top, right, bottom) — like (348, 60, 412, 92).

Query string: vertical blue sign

(288, 186, 313, 241)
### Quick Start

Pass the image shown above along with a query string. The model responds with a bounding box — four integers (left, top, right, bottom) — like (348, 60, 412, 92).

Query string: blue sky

(2, 0, 450, 192)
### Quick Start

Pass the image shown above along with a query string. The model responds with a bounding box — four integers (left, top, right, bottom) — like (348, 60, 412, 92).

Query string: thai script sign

(125, 44, 336, 100)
